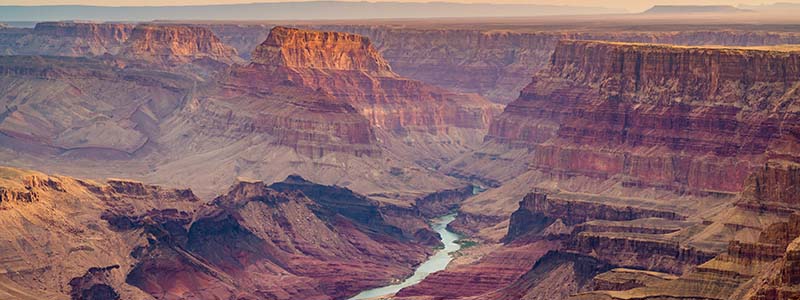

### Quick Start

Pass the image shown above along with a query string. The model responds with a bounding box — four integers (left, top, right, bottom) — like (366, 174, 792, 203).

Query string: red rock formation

(7, 23, 800, 103)
(128, 179, 431, 300)
(502, 192, 709, 275)
(0, 167, 435, 300)
(483, 251, 615, 300)
(252, 26, 394, 76)
(504, 191, 691, 240)
(487, 40, 800, 194)
(173, 26, 497, 162)
(121, 24, 240, 65)
(512, 192, 684, 227)
(569, 232, 716, 274)
(308, 25, 800, 103)
(248, 27, 497, 134)
(742, 160, 800, 206)
(395, 241, 558, 299)
(566, 213, 800, 300)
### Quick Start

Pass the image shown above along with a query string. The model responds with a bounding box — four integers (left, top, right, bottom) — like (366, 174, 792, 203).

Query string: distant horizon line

(0, 0, 620, 8)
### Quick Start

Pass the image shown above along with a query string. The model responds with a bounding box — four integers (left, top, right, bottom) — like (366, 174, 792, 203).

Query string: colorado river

(349, 213, 462, 300)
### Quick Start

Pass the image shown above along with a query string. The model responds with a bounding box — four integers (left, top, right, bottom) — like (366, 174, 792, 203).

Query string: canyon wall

(311, 25, 800, 103)
(252, 26, 393, 76)
(6, 22, 800, 104)
(248, 27, 497, 135)
(487, 40, 800, 195)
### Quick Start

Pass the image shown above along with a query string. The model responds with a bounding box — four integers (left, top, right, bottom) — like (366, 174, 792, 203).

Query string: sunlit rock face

(249, 26, 498, 135)
(121, 24, 241, 65)
(251, 26, 394, 76)
(302, 25, 800, 104)
(487, 40, 800, 194)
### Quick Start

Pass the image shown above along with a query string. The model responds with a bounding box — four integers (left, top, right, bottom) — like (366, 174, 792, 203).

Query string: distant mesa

(251, 26, 394, 76)
(121, 24, 240, 65)
(642, 5, 750, 14)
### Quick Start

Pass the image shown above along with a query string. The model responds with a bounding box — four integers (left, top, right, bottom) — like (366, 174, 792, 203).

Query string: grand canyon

(1, 1, 800, 300)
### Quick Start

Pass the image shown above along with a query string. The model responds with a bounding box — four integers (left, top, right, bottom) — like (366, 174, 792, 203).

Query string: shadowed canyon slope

(0, 166, 437, 300)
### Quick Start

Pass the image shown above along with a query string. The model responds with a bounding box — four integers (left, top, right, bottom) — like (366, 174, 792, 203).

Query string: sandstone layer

(446, 40, 800, 241)
(486, 40, 800, 194)
(121, 24, 240, 66)
(248, 27, 498, 134)
(309, 25, 800, 103)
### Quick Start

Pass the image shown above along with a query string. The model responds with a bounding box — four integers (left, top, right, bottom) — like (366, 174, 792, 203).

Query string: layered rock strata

(0, 166, 434, 300)
(446, 41, 800, 239)
(249, 26, 497, 134)
(121, 24, 241, 66)
(487, 40, 800, 194)
(311, 25, 800, 103)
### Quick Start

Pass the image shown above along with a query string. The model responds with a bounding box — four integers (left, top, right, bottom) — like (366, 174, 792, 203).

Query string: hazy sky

(0, 0, 796, 12)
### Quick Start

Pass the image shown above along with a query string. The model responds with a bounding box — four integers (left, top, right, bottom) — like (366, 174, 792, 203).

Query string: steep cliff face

(484, 251, 615, 300)
(501, 190, 713, 275)
(121, 24, 240, 65)
(487, 40, 800, 195)
(248, 26, 497, 135)
(741, 160, 800, 206)
(511, 192, 685, 228)
(311, 25, 800, 103)
(547, 40, 800, 105)
(751, 235, 800, 300)
(145, 26, 496, 195)
(252, 26, 394, 76)
(395, 241, 559, 299)
(568, 214, 800, 300)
